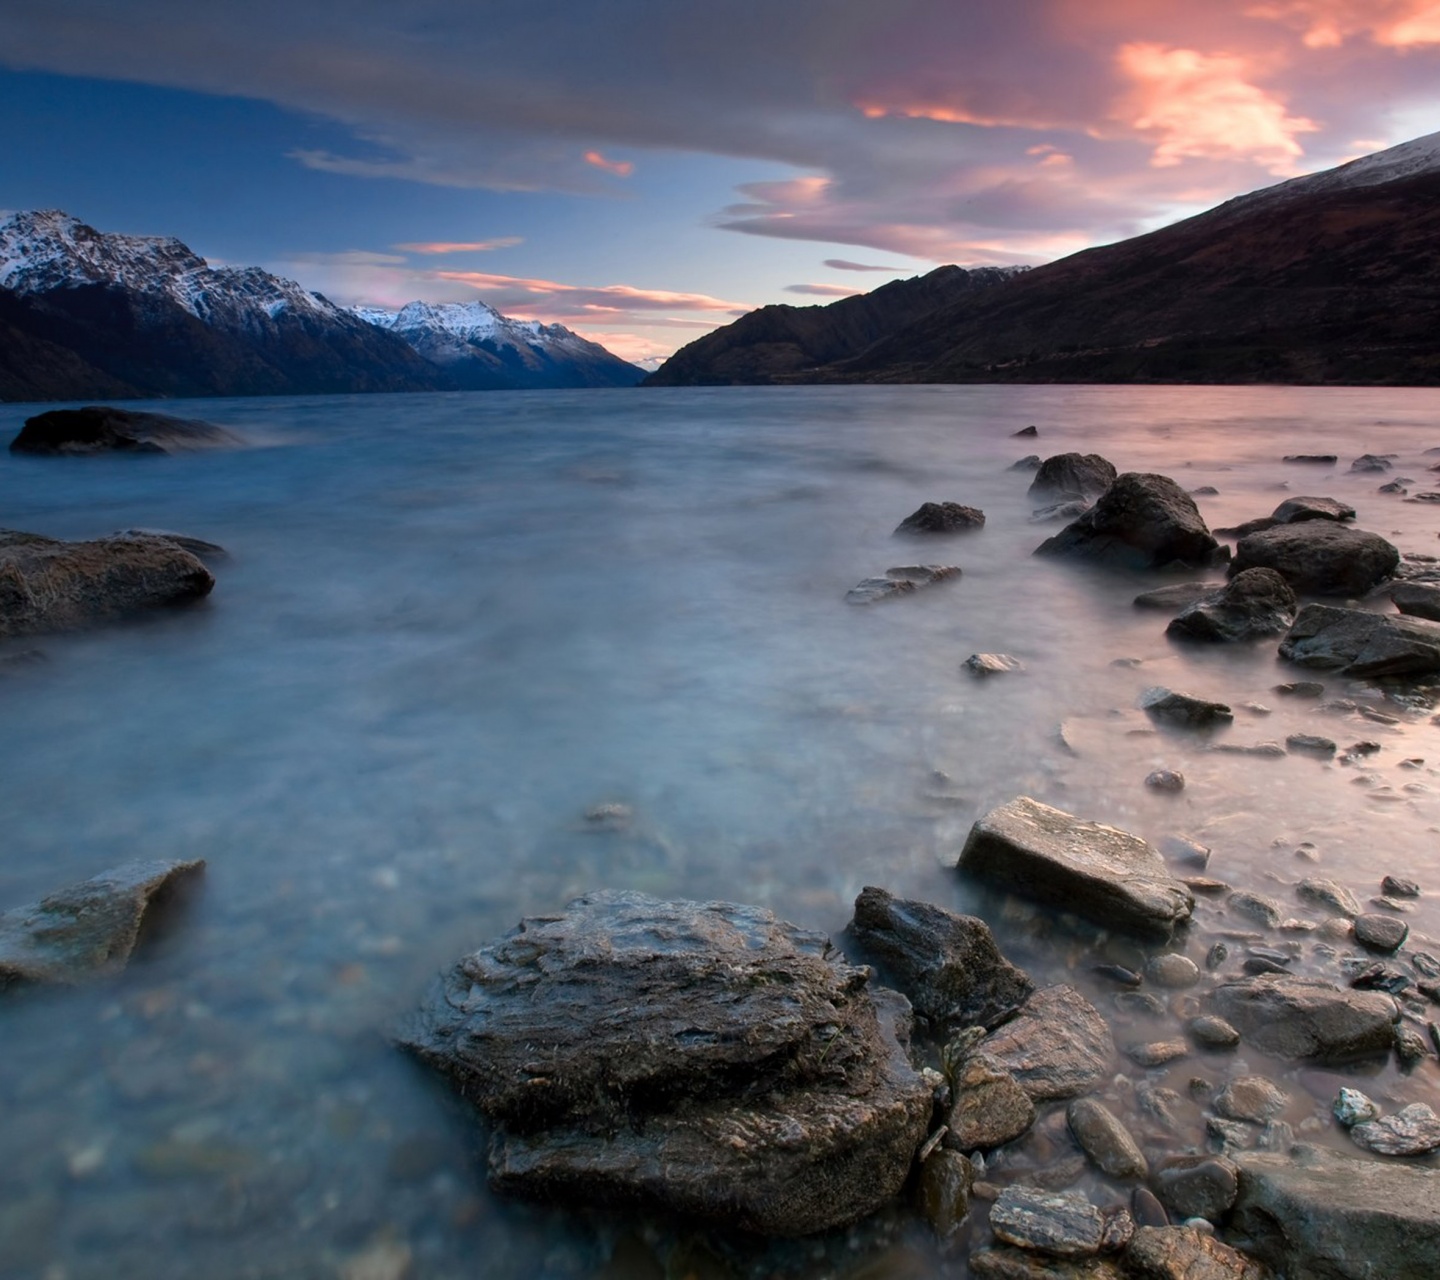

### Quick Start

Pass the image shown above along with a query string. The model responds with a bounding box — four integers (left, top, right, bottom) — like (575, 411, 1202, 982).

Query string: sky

(2, 2, 1440, 367)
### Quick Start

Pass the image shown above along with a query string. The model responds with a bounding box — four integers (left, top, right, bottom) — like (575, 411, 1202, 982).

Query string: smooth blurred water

(2, 385, 1440, 1279)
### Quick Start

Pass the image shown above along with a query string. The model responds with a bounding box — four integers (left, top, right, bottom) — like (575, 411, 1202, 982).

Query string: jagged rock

(1067, 1098, 1147, 1179)
(1382, 875, 1421, 898)
(0, 859, 205, 988)
(847, 887, 1033, 1033)
(1215, 1076, 1288, 1123)
(1283, 454, 1337, 464)
(978, 985, 1113, 1100)
(1271, 496, 1355, 524)
(1140, 687, 1233, 728)
(1028, 453, 1118, 500)
(958, 796, 1194, 939)
(965, 652, 1026, 676)
(846, 564, 960, 604)
(990, 1187, 1107, 1257)
(1390, 581, 1440, 622)
(1353, 913, 1408, 953)
(894, 503, 986, 535)
(1229, 523, 1399, 596)
(1333, 1089, 1380, 1127)
(0, 529, 215, 638)
(1134, 583, 1219, 611)
(1034, 473, 1225, 571)
(1013, 425, 1039, 438)
(945, 1053, 1037, 1149)
(1155, 1156, 1240, 1222)
(1296, 878, 1362, 917)
(1032, 499, 1091, 523)
(1279, 604, 1440, 677)
(398, 891, 932, 1236)
(1166, 569, 1297, 643)
(1350, 454, 1393, 473)
(10, 405, 243, 455)
(1123, 1226, 1271, 1279)
(1010, 454, 1043, 472)
(1233, 1147, 1440, 1278)
(1208, 975, 1397, 1063)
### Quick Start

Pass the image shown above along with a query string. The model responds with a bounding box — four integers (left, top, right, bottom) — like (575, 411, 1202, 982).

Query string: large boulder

(10, 406, 242, 455)
(1166, 568, 1297, 642)
(1232, 1147, 1440, 1279)
(398, 891, 932, 1236)
(0, 860, 205, 988)
(847, 886, 1033, 1032)
(0, 529, 215, 638)
(1270, 496, 1355, 524)
(977, 984, 1113, 1100)
(1390, 581, 1440, 622)
(959, 796, 1194, 939)
(1034, 473, 1225, 571)
(1278, 604, 1440, 677)
(1028, 453, 1117, 500)
(1207, 975, 1397, 1063)
(1229, 523, 1399, 596)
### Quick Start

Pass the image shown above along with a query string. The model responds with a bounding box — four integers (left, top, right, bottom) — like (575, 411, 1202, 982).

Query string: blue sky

(3, 2, 1440, 365)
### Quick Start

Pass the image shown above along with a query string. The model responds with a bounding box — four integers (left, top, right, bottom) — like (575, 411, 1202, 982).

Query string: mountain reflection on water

(2, 384, 1439, 1279)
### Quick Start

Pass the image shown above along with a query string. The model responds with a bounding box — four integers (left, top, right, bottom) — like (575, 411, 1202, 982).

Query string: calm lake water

(2, 384, 1439, 1279)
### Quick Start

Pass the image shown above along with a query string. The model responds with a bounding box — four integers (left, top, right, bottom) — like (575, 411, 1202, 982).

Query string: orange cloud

(1246, 1, 1440, 48)
(433, 269, 748, 313)
(583, 150, 634, 177)
(1116, 43, 1319, 172)
(393, 238, 523, 253)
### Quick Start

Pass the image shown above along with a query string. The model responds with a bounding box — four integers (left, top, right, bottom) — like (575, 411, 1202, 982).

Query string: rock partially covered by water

(398, 890, 932, 1236)
(0, 529, 215, 639)
(1067, 1098, 1147, 1180)
(0, 859, 205, 988)
(10, 406, 243, 455)
(1270, 495, 1355, 524)
(1208, 975, 1397, 1063)
(1229, 523, 1399, 596)
(1035, 473, 1225, 571)
(1166, 569, 1297, 643)
(959, 796, 1194, 939)
(845, 564, 960, 604)
(1278, 604, 1440, 678)
(847, 886, 1034, 1033)
(946, 1052, 1037, 1149)
(1134, 582, 1218, 611)
(1028, 453, 1117, 500)
(1390, 581, 1440, 622)
(1350, 1104, 1440, 1156)
(894, 502, 985, 535)
(977, 984, 1113, 1100)
(1233, 1147, 1440, 1279)
(1124, 1226, 1272, 1279)
(1154, 1156, 1239, 1222)
(990, 1187, 1108, 1257)
(1140, 687, 1233, 729)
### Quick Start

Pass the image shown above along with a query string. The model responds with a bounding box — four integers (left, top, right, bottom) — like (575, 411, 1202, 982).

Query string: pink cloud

(393, 238, 523, 253)
(823, 258, 910, 271)
(432, 270, 749, 314)
(583, 150, 635, 177)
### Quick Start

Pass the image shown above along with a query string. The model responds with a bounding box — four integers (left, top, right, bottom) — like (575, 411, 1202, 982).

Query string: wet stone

(966, 653, 1025, 676)
(1115, 992, 1168, 1018)
(1273, 681, 1325, 697)
(1155, 1156, 1240, 1222)
(1350, 1103, 1440, 1156)
(990, 1187, 1106, 1257)
(1296, 878, 1361, 917)
(1144, 770, 1185, 793)
(1068, 1098, 1147, 1180)
(1146, 954, 1200, 989)
(1209, 975, 1398, 1063)
(1140, 687, 1234, 729)
(846, 564, 961, 604)
(918, 1148, 974, 1239)
(1354, 913, 1408, 953)
(971, 1247, 1121, 1279)
(894, 502, 986, 535)
(1188, 1016, 1241, 1048)
(1133, 1187, 1169, 1229)
(1394, 1023, 1430, 1065)
(1242, 957, 1290, 977)
(1159, 836, 1210, 869)
(1127, 1040, 1189, 1068)
(1228, 891, 1283, 929)
(1382, 875, 1421, 899)
(1287, 734, 1337, 758)
(1122, 1225, 1271, 1279)
(1333, 1088, 1379, 1127)
(1206, 943, 1229, 970)
(979, 985, 1113, 1100)
(1215, 1076, 1288, 1124)
(946, 1053, 1037, 1151)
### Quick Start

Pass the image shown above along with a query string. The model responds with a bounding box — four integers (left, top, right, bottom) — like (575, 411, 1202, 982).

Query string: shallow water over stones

(2, 384, 1440, 1278)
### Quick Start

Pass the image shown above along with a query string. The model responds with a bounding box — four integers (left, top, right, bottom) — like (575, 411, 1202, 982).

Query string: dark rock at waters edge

(894, 502, 986, 535)
(1349, 453, 1393, 473)
(965, 652, 1025, 676)
(1140, 686, 1234, 728)
(109, 528, 229, 563)
(1010, 454, 1042, 472)
(398, 891, 932, 1236)
(945, 1052, 1037, 1149)
(1278, 604, 1440, 677)
(1154, 1155, 1240, 1222)
(1027, 453, 1117, 500)
(1233, 1147, 1440, 1279)
(1067, 1097, 1147, 1180)
(1013, 425, 1039, 438)
(845, 564, 959, 604)
(1390, 580, 1440, 621)
(1270, 495, 1356, 524)
(1208, 975, 1397, 1063)
(847, 886, 1033, 1032)
(1229, 523, 1400, 596)
(989, 1186, 1112, 1257)
(977, 984, 1113, 1100)
(1133, 582, 1217, 611)
(1031, 498, 1091, 523)
(1284, 454, 1338, 464)
(11, 406, 243, 455)
(0, 529, 215, 638)
(0, 859, 205, 988)
(971, 1246, 1123, 1278)
(1034, 473, 1226, 572)
(1166, 568, 1297, 643)
(960, 796, 1194, 939)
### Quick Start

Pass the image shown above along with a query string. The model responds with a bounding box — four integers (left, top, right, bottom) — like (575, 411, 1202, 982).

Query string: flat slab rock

(977, 984, 1113, 1100)
(1350, 1103, 1440, 1156)
(0, 528, 215, 639)
(847, 886, 1033, 1032)
(1233, 1147, 1440, 1279)
(959, 796, 1194, 939)
(0, 859, 205, 988)
(1278, 603, 1440, 678)
(398, 890, 932, 1236)
(1124, 1226, 1272, 1279)
(1208, 975, 1396, 1063)
(990, 1187, 1109, 1257)
(11, 405, 243, 455)
(845, 564, 959, 604)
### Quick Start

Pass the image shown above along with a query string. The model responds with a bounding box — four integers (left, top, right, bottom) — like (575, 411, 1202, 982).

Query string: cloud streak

(393, 238, 524, 253)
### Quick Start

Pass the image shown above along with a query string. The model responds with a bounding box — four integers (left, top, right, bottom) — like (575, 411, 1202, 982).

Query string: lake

(2, 384, 1439, 1278)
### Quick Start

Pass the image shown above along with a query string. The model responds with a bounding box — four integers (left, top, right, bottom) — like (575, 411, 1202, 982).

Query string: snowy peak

(1223, 130, 1440, 216)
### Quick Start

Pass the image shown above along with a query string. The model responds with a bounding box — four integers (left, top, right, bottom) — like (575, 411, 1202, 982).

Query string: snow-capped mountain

(355, 300, 644, 389)
(1225, 129, 1440, 215)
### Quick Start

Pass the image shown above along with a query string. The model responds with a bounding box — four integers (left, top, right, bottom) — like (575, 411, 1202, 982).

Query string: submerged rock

(1067, 1098, 1147, 1180)
(894, 502, 986, 535)
(1208, 975, 1397, 1063)
(1233, 1147, 1440, 1279)
(846, 564, 960, 604)
(977, 984, 1113, 1100)
(990, 1187, 1108, 1257)
(1350, 1104, 1440, 1156)
(1124, 1226, 1271, 1279)
(1035, 473, 1225, 571)
(1154, 1156, 1239, 1222)
(398, 890, 932, 1236)
(0, 859, 205, 988)
(1166, 569, 1297, 643)
(965, 653, 1025, 676)
(10, 405, 243, 455)
(958, 796, 1194, 939)
(0, 529, 214, 638)
(1229, 523, 1399, 596)
(1028, 453, 1118, 500)
(847, 886, 1033, 1033)
(1134, 582, 1218, 611)
(1140, 687, 1233, 728)
(1278, 604, 1440, 678)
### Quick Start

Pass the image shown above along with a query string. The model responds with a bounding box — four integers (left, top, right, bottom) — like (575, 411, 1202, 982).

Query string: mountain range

(0, 211, 643, 401)
(647, 131, 1440, 387)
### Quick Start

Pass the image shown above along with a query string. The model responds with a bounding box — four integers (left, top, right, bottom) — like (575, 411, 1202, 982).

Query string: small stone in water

(1093, 963, 1142, 987)
(1127, 1039, 1189, 1067)
(1145, 769, 1185, 792)
(1334, 1088, 1379, 1127)
(1242, 956, 1290, 976)
(965, 653, 1024, 677)
(1287, 734, 1337, 758)
(1350, 1103, 1440, 1156)
(1115, 992, 1168, 1017)
(1273, 681, 1325, 697)
(1228, 891, 1283, 928)
(918, 1149, 974, 1239)
(1146, 954, 1200, 988)
(1354, 913, 1409, 953)
(1188, 1016, 1241, 1048)
(1205, 943, 1228, 970)
(1214, 1075, 1288, 1123)
(1296, 877, 1362, 917)
(1159, 836, 1210, 869)
(1155, 1156, 1239, 1222)
(1394, 1024, 1430, 1066)
(989, 1187, 1106, 1257)
(1413, 952, 1440, 978)
(1382, 875, 1421, 898)
(1132, 1186, 1169, 1228)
